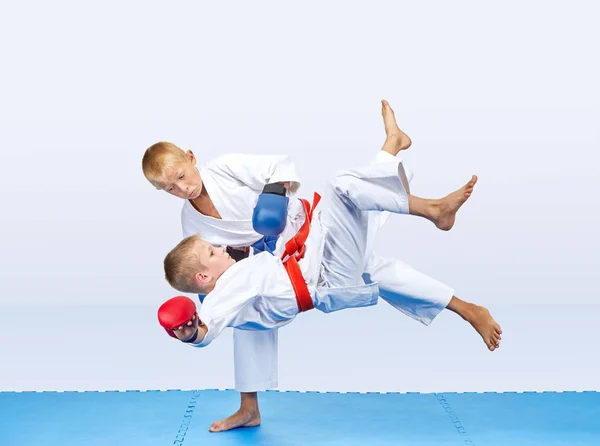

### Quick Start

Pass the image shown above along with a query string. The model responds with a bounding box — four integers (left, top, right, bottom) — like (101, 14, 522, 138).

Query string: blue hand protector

(252, 183, 289, 236)
(252, 235, 279, 255)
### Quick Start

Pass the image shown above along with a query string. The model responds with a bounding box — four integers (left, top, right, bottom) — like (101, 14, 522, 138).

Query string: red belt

(281, 192, 322, 312)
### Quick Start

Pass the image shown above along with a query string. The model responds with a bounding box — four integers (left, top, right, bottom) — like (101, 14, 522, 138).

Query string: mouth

(187, 188, 198, 199)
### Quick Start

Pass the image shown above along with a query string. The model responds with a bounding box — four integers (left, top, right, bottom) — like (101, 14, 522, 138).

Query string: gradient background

(0, 1, 598, 393)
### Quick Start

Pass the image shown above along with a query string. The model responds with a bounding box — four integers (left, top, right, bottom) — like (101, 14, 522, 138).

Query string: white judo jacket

(194, 207, 379, 348)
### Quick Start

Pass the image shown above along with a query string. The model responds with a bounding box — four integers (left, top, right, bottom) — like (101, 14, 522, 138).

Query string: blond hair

(142, 141, 188, 185)
(164, 234, 206, 294)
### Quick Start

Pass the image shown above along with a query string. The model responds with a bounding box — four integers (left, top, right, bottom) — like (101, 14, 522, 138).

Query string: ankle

(426, 199, 442, 222)
(239, 402, 260, 416)
(239, 407, 260, 420)
(382, 135, 402, 156)
(461, 303, 479, 322)
(447, 296, 475, 321)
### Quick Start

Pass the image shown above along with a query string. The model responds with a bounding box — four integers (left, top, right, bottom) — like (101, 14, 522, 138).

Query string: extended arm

(208, 153, 301, 194)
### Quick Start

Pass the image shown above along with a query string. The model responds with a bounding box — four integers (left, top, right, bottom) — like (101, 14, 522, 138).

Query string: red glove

(157, 296, 198, 338)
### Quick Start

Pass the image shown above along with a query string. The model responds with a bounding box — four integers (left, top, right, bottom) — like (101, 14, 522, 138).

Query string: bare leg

(379, 99, 476, 231)
(380, 99, 412, 155)
(209, 391, 261, 433)
(447, 296, 503, 351)
(407, 175, 478, 231)
(378, 100, 499, 349)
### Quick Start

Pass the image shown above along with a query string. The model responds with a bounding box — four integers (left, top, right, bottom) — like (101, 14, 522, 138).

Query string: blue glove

(252, 183, 288, 236)
(252, 235, 279, 255)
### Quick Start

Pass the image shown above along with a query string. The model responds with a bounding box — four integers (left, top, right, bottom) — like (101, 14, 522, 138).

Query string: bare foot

(209, 408, 261, 433)
(432, 175, 477, 231)
(381, 99, 412, 155)
(464, 305, 503, 351)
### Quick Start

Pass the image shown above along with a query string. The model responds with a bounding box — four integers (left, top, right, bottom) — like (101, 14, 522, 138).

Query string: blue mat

(0, 390, 598, 445)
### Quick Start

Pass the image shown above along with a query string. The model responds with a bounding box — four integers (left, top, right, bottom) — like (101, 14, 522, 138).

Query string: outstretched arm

(208, 153, 301, 195)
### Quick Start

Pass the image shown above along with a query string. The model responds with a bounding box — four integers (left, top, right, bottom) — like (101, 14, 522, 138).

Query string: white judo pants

(322, 151, 454, 324)
(232, 152, 453, 392)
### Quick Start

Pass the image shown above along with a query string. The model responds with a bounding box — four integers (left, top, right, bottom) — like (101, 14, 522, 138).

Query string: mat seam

(173, 389, 201, 445)
(435, 393, 475, 445)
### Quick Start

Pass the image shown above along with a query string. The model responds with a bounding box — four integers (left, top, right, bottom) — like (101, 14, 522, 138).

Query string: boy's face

(154, 151, 203, 200)
(194, 239, 236, 289)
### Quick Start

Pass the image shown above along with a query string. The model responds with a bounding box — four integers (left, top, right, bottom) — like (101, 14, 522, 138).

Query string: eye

(179, 173, 185, 179)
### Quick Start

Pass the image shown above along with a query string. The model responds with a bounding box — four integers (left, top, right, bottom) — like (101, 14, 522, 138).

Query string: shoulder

(205, 153, 241, 166)
(205, 153, 259, 169)
(206, 153, 293, 170)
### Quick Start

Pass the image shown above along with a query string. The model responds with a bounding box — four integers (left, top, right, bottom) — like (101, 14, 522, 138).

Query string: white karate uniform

(194, 211, 379, 347)
(181, 152, 453, 392)
(194, 158, 452, 347)
(181, 153, 302, 392)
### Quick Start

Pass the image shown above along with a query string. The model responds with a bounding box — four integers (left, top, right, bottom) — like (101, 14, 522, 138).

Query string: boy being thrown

(158, 153, 502, 349)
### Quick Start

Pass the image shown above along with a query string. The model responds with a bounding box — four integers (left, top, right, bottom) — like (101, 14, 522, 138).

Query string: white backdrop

(0, 0, 598, 393)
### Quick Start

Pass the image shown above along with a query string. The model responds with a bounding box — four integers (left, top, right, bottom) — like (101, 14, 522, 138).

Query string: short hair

(142, 141, 188, 184)
(164, 234, 206, 294)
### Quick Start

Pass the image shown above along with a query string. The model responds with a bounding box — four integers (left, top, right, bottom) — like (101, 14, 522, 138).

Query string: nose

(179, 183, 190, 197)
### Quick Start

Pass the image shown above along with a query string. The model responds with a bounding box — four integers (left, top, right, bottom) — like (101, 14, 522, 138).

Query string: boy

(158, 152, 502, 351)
(143, 100, 501, 432)
(143, 137, 304, 432)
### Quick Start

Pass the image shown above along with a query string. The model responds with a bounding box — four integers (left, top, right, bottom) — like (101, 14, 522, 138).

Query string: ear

(194, 270, 211, 284)
(186, 150, 197, 165)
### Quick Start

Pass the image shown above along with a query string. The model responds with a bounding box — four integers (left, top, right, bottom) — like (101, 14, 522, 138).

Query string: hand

(252, 183, 289, 236)
(172, 313, 200, 342)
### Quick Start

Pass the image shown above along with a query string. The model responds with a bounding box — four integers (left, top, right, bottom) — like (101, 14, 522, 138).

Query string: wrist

(181, 328, 199, 343)
(264, 183, 287, 196)
(182, 324, 207, 345)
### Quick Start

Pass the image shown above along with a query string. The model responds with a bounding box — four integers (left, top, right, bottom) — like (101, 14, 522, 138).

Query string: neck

(200, 281, 216, 294)
(200, 270, 227, 294)
(189, 184, 220, 218)
(196, 184, 210, 200)
(189, 185, 209, 204)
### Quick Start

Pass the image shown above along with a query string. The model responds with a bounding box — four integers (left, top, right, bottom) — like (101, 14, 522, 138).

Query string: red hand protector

(157, 296, 197, 338)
